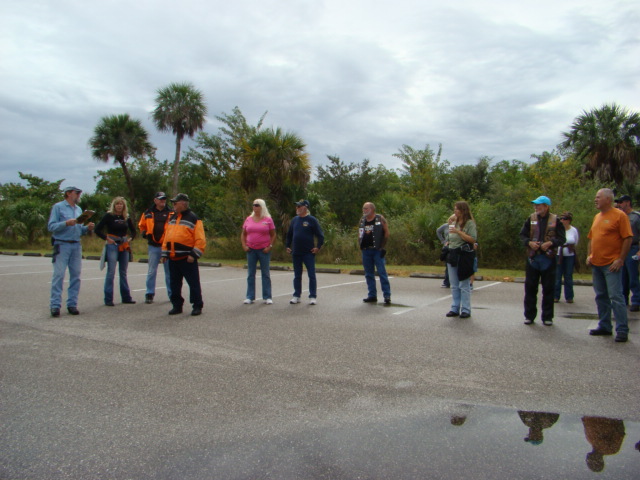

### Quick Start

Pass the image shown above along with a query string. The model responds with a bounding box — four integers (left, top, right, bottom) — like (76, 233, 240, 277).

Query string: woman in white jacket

(554, 211, 579, 303)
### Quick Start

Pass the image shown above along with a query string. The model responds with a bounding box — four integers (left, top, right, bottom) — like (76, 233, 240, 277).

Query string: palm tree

(89, 114, 155, 215)
(560, 103, 640, 187)
(152, 82, 207, 196)
(240, 127, 311, 231)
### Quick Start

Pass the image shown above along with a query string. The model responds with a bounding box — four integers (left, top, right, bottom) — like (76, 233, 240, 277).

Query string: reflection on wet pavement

(159, 403, 640, 479)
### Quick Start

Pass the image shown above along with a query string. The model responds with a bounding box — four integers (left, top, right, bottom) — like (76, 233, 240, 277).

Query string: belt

(54, 239, 79, 243)
(632, 242, 639, 246)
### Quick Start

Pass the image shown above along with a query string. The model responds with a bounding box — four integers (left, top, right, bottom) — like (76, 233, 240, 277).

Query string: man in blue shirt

(286, 199, 324, 305)
(48, 186, 95, 316)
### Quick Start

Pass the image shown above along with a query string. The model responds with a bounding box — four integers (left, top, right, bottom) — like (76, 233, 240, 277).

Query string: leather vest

(529, 212, 558, 257)
(359, 214, 384, 249)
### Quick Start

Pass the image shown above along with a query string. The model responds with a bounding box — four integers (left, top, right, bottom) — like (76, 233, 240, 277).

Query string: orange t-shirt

(587, 208, 632, 266)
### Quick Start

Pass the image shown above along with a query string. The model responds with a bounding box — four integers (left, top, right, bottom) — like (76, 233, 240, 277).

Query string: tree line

(1, 91, 639, 270)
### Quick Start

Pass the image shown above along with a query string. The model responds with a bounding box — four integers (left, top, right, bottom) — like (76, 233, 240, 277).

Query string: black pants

(524, 259, 556, 322)
(169, 258, 203, 309)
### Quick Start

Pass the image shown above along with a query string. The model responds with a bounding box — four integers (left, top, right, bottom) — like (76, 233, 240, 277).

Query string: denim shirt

(48, 200, 90, 241)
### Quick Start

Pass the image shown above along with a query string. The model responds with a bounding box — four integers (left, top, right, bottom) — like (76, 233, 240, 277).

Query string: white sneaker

(309, 298, 317, 305)
(243, 299, 254, 304)
(264, 299, 273, 305)
(289, 297, 300, 304)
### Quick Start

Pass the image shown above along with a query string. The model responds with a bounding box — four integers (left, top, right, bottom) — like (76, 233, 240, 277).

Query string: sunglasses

(253, 204, 261, 207)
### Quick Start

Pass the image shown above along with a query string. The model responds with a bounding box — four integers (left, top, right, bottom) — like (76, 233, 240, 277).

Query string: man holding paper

(47, 185, 95, 317)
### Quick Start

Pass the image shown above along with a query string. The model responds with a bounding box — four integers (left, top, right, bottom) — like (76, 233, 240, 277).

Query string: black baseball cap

(615, 194, 632, 203)
(171, 193, 190, 202)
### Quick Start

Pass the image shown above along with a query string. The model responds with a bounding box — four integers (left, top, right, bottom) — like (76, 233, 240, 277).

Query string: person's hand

(540, 241, 552, 252)
(529, 241, 541, 251)
(286, 247, 292, 254)
(160, 257, 166, 264)
(609, 258, 624, 272)
(106, 237, 116, 245)
(242, 245, 249, 252)
(187, 256, 195, 263)
(311, 247, 319, 254)
(263, 246, 272, 253)
(65, 218, 78, 226)
(586, 255, 592, 266)
(87, 222, 95, 231)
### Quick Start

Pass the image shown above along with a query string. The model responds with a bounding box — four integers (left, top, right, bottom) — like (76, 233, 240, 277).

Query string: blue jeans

(622, 244, 640, 306)
(292, 253, 317, 298)
(448, 263, 471, 315)
(361, 249, 391, 299)
(104, 244, 132, 303)
(246, 248, 272, 300)
(50, 242, 83, 309)
(591, 264, 629, 335)
(554, 255, 575, 301)
(146, 245, 171, 299)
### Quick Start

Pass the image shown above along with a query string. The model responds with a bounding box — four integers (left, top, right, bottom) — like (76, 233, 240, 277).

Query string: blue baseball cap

(531, 196, 551, 205)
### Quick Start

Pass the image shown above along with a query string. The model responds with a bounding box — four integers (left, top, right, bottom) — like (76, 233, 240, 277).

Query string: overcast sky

(1, 0, 639, 192)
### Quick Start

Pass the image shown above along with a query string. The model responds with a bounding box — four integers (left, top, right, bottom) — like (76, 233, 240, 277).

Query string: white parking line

(393, 281, 502, 315)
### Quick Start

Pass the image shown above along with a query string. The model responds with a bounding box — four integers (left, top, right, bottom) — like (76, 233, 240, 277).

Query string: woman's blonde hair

(454, 201, 474, 229)
(251, 199, 271, 218)
(108, 196, 129, 219)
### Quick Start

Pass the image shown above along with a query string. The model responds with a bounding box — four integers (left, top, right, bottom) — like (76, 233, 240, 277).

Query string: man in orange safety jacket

(161, 193, 206, 316)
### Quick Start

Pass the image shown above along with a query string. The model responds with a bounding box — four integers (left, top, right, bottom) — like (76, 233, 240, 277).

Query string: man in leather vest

(519, 196, 565, 326)
(359, 202, 391, 304)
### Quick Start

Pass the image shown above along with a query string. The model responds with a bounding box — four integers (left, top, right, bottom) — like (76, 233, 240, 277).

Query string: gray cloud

(1, 0, 638, 191)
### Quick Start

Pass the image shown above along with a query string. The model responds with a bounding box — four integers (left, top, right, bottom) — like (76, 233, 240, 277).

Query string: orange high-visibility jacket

(138, 207, 173, 247)
(161, 209, 206, 260)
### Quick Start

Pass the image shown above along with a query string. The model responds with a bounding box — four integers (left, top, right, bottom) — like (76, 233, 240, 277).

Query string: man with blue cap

(519, 196, 566, 326)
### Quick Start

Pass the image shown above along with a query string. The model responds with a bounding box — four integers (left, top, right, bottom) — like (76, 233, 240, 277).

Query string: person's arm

(160, 228, 169, 263)
(241, 228, 249, 252)
(436, 223, 448, 244)
(241, 218, 249, 252)
(519, 218, 535, 249)
(311, 217, 324, 254)
(541, 217, 565, 253)
(264, 226, 276, 253)
(47, 203, 70, 233)
(586, 240, 592, 266)
(127, 218, 136, 241)
(285, 220, 293, 253)
(187, 220, 206, 263)
(610, 236, 632, 272)
(380, 215, 390, 249)
(138, 213, 147, 238)
(94, 214, 110, 242)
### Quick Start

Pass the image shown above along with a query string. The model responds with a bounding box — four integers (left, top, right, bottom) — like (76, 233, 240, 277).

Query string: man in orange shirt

(586, 188, 632, 342)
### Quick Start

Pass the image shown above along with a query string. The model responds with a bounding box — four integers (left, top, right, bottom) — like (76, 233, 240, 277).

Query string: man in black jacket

(519, 196, 565, 326)
(138, 192, 173, 304)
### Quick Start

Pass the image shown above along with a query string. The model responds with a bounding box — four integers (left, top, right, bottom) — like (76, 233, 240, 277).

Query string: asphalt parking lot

(1, 255, 639, 479)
